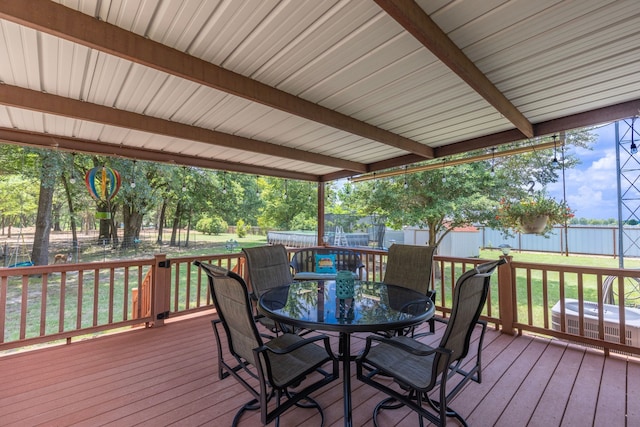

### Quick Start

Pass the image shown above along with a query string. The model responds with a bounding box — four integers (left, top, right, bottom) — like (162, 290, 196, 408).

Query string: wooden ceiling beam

(0, 127, 319, 181)
(375, 0, 534, 139)
(0, 0, 433, 159)
(0, 84, 366, 173)
(334, 98, 640, 178)
(438, 98, 640, 158)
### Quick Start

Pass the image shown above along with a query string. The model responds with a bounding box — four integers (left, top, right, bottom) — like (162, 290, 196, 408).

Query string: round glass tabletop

(258, 280, 434, 333)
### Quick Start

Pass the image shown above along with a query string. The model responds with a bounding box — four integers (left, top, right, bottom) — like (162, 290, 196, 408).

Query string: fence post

(498, 255, 515, 335)
(152, 254, 171, 327)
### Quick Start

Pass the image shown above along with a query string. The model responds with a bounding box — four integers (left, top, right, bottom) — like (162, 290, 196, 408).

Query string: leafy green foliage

(236, 219, 249, 238)
(258, 178, 317, 230)
(339, 129, 597, 246)
(496, 190, 574, 236)
(195, 216, 228, 235)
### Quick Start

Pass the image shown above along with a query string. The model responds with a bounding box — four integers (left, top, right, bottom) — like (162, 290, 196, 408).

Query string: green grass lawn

(6, 237, 640, 343)
(479, 248, 640, 269)
(478, 249, 640, 327)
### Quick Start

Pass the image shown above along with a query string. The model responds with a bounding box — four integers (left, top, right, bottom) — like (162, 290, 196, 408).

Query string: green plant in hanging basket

(496, 190, 574, 237)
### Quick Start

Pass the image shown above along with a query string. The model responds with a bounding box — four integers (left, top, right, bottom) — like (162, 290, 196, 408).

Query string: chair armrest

(256, 334, 336, 359)
(359, 335, 450, 360)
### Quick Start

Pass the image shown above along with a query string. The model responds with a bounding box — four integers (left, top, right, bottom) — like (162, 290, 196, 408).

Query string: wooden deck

(2, 311, 639, 427)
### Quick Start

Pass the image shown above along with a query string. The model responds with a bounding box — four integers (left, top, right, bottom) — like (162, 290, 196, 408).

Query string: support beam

(0, 0, 433, 159)
(0, 84, 366, 174)
(335, 99, 640, 180)
(376, 0, 534, 139)
(0, 127, 319, 181)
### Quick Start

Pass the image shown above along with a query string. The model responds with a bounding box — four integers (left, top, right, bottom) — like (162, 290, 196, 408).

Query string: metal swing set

(7, 229, 33, 268)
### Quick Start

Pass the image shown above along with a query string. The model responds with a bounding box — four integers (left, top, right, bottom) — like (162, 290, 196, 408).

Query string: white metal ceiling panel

(115, 65, 174, 115)
(251, 2, 381, 88)
(0, 20, 40, 89)
(219, 1, 342, 78)
(0, 0, 638, 181)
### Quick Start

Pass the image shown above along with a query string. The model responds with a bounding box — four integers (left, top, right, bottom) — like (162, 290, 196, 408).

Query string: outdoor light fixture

(631, 118, 638, 155)
(441, 159, 446, 183)
(130, 160, 136, 189)
(490, 148, 495, 177)
(403, 166, 408, 189)
(69, 152, 77, 184)
(551, 135, 559, 165)
(222, 171, 227, 194)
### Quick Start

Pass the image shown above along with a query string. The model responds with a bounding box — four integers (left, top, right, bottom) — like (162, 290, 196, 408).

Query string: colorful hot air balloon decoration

(85, 166, 121, 219)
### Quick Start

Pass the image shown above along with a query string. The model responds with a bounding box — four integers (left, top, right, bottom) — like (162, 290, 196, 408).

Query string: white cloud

(547, 146, 618, 219)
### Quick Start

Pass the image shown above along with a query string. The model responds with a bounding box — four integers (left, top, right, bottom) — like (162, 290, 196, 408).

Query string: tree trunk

(62, 175, 79, 252)
(110, 202, 119, 247)
(31, 180, 55, 266)
(52, 202, 62, 231)
(122, 203, 143, 249)
(157, 201, 167, 244)
(184, 209, 191, 248)
(97, 200, 110, 243)
(170, 202, 183, 247)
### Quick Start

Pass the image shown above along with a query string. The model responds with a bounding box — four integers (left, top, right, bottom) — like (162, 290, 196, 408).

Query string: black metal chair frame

(195, 260, 339, 426)
(356, 259, 506, 427)
(289, 247, 365, 279)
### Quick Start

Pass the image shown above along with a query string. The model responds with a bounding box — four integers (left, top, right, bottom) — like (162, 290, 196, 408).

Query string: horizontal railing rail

(3, 245, 640, 357)
(0, 257, 156, 351)
(505, 259, 640, 356)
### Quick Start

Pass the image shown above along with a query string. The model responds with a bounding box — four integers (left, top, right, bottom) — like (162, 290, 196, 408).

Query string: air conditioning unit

(551, 298, 640, 346)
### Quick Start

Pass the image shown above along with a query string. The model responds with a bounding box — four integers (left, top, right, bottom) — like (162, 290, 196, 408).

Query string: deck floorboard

(2, 311, 639, 426)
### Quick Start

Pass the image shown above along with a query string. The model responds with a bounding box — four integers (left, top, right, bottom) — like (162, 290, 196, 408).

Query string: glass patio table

(258, 279, 435, 427)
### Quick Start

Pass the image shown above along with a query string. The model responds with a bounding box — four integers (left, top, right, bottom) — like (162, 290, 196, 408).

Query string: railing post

(152, 254, 171, 327)
(498, 255, 515, 335)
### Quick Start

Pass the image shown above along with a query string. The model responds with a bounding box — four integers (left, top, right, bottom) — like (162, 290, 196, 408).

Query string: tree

(31, 150, 64, 265)
(339, 129, 597, 246)
(258, 178, 317, 230)
(340, 162, 496, 247)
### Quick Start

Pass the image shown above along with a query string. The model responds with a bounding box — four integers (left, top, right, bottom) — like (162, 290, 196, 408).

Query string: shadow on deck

(2, 311, 639, 426)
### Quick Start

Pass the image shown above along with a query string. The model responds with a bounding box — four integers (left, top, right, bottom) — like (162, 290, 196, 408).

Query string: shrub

(196, 216, 228, 235)
(236, 219, 249, 238)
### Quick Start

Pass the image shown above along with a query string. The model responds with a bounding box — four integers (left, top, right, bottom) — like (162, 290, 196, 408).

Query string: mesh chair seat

(264, 333, 333, 388)
(360, 335, 438, 390)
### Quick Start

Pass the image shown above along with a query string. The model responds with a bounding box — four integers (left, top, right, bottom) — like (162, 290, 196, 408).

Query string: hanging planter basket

(519, 215, 549, 234)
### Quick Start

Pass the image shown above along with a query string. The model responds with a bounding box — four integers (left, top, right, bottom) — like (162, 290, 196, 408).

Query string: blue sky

(545, 122, 619, 220)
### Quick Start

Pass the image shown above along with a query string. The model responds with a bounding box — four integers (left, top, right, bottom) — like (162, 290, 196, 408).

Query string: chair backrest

(383, 244, 437, 295)
(243, 244, 294, 299)
(195, 261, 262, 364)
(290, 247, 364, 273)
(434, 259, 504, 375)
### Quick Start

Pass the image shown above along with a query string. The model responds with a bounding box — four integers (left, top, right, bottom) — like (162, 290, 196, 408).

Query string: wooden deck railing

(2, 246, 640, 357)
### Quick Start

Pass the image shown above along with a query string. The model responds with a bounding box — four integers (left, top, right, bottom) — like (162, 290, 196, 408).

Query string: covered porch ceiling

(0, 0, 638, 182)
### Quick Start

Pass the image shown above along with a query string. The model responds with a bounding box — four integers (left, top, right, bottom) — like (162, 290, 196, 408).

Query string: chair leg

(232, 398, 260, 427)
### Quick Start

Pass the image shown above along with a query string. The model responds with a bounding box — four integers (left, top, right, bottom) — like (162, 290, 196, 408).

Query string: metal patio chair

(243, 244, 296, 333)
(356, 259, 505, 427)
(195, 261, 338, 426)
(382, 244, 437, 334)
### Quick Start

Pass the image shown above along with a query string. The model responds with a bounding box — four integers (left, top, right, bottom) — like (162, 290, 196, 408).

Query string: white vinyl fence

(481, 225, 637, 257)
